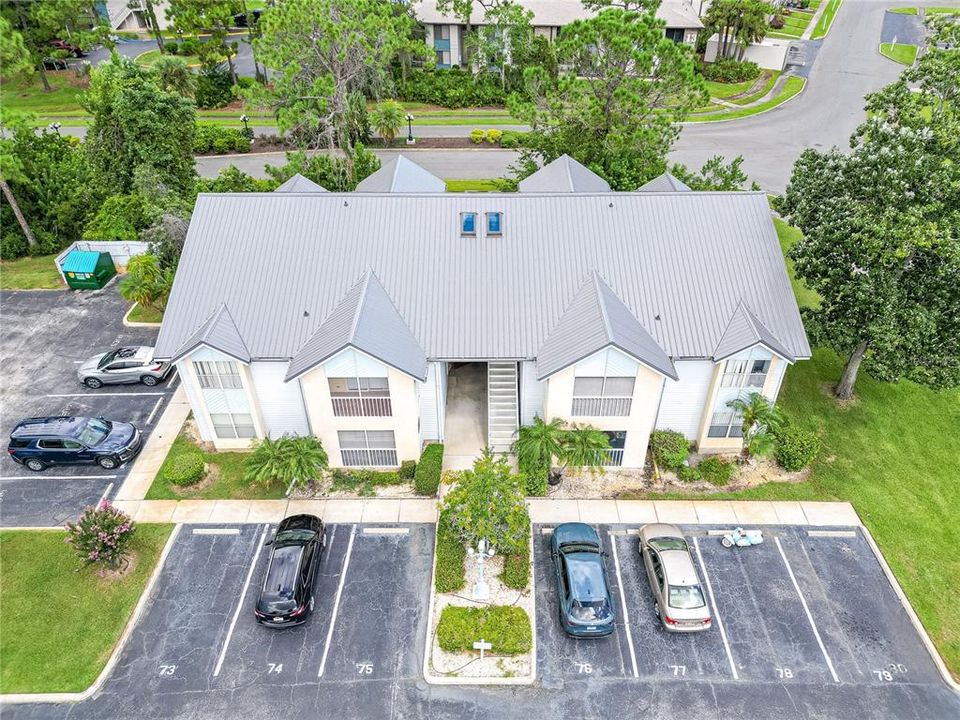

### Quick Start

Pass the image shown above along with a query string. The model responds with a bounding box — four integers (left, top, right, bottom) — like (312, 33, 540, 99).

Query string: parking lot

(0, 287, 177, 527)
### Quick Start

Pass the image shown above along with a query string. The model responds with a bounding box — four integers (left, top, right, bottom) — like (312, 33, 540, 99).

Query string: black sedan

(550, 522, 616, 637)
(254, 514, 326, 627)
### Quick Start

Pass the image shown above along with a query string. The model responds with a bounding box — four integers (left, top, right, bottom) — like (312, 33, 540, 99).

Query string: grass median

(688, 76, 805, 123)
(880, 42, 919, 65)
(812, 0, 843, 39)
(0, 524, 174, 694)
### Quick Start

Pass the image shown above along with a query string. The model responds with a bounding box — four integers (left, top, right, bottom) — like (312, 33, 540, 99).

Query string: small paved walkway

(110, 496, 861, 527)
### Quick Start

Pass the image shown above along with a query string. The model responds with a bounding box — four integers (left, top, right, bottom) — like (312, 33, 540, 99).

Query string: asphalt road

(4, 523, 958, 719)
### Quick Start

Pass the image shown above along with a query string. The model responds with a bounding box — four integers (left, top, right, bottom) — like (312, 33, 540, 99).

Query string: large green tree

(776, 35, 960, 400)
(0, 16, 33, 79)
(82, 55, 196, 196)
(508, 8, 706, 190)
(465, 1, 534, 89)
(702, 0, 771, 60)
(1, 0, 109, 92)
(165, 0, 242, 83)
(253, 0, 417, 162)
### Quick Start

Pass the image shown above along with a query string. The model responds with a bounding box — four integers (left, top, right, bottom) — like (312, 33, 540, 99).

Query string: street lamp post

(405, 113, 415, 145)
(240, 114, 253, 143)
(49, 122, 61, 136)
(467, 539, 495, 601)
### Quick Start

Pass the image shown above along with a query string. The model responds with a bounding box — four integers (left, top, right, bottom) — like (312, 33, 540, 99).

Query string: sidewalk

(111, 496, 860, 527)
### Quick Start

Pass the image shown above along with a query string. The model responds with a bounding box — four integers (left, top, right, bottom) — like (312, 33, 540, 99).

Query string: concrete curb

(860, 524, 960, 693)
(681, 76, 807, 126)
(0, 523, 183, 705)
(121, 302, 162, 328)
(421, 522, 537, 686)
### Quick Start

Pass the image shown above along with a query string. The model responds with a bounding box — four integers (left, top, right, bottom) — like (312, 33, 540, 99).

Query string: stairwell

(487, 362, 519, 455)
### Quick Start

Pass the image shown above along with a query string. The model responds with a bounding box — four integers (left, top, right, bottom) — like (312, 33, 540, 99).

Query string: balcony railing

(331, 396, 392, 417)
(340, 448, 398, 467)
(571, 396, 632, 417)
(600, 448, 624, 467)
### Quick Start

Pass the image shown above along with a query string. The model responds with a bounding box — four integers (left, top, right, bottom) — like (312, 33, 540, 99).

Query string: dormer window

(486, 211, 503, 235)
(461, 212, 477, 235)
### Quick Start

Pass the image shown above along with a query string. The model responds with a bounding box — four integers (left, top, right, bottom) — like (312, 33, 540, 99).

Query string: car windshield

(570, 599, 613, 622)
(261, 545, 302, 612)
(75, 418, 111, 446)
(97, 349, 121, 369)
(275, 529, 315, 544)
(669, 584, 707, 610)
(650, 536, 689, 552)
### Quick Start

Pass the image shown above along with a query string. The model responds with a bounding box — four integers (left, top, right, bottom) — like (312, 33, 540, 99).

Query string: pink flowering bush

(65, 500, 136, 570)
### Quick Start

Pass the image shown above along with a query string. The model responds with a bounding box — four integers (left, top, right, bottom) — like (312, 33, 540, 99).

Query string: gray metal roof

(518, 155, 611, 193)
(638, 173, 691, 192)
(155, 190, 810, 366)
(713, 301, 796, 362)
(284, 271, 427, 381)
(275, 174, 327, 193)
(169, 303, 251, 363)
(355, 155, 446, 193)
(537, 272, 677, 380)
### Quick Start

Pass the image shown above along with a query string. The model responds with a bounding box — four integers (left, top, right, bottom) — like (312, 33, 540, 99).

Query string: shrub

(193, 123, 250, 154)
(244, 435, 328, 490)
(178, 38, 201, 56)
(770, 14, 786, 29)
(677, 464, 702, 482)
(415, 443, 444, 496)
(165, 451, 205, 486)
(370, 100, 405, 145)
(395, 67, 507, 108)
(521, 464, 549, 497)
(470, 128, 485, 144)
(195, 66, 233, 109)
(774, 423, 822, 471)
(501, 542, 530, 590)
(328, 468, 403, 495)
(499, 130, 528, 149)
(698, 456, 735, 487)
(399, 459, 417, 480)
(435, 510, 466, 592)
(436, 605, 532, 655)
(702, 58, 761, 83)
(650, 429, 690, 470)
(64, 501, 136, 570)
(485, 128, 503, 144)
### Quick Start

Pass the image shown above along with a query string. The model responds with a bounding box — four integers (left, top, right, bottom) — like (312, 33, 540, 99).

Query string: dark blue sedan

(550, 522, 615, 637)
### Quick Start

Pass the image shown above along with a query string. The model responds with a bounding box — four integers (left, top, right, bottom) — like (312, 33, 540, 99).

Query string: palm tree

(561, 423, 612, 477)
(727, 392, 784, 461)
(153, 56, 196, 97)
(370, 100, 405, 145)
(244, 435, 329, 494)
(512, 416, 566, 481)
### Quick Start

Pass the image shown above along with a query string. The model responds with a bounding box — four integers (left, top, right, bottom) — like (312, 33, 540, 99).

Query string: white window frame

(571, 376, 635, 416)
(710, 347, 773, 438)
(328, 377, 392, 416)
(338, 430, 398, 467)
(194, 360, 243, 390)
(210, 412, 256, 439)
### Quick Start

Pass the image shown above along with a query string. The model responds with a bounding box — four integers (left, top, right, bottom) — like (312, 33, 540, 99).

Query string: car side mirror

(601, 551, 610, 558)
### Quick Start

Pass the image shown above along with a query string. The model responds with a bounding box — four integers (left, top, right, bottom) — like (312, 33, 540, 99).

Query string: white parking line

(213, 525, 269, 677)
(192, 528, 241, 535)
(774, 536, 840, 683)
(98, 482, 114, 505)
(693, 537, 739, 681)
(44, 392, 168, 398)
(145, 396, 164, 425)
(1, 474, 118, 481)
(362, 527, 409, 535)
(608, 534, 639, 678)
(318, 524, 357, 677)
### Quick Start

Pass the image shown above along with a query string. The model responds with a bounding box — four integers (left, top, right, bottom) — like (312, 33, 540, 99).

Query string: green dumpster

(60, 250, 116, 290)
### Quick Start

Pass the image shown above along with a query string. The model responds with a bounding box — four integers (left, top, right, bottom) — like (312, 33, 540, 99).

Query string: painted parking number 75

(356, 663, 373, 675)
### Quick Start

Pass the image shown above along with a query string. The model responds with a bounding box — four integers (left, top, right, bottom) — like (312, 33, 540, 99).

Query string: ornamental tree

(65, 500, 136, 571)
(508, 8, 706, 190)
(776, 48, 960, 400)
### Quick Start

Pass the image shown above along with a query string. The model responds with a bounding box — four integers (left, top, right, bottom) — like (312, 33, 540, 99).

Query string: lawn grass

(729, 71, 781, 106)
(0, 524, 174, 693)
(812, 0, 844, 38)
(0, 72, 86, 115)
(772, 217, 820, 308)
(688, 76, 805, 122)
(145, 433, 286, 500)
(879, 42, 919, 65)
(0, 254, 64, 290)
(704, 78, 756, 100)
(127, 303, 164, 323)
(890, 6, 919, 13)
(436, 606, 533, 655)
(135, 49, 201, 67)
(445, 179, 501, 192)
(924, 6, 959, 13)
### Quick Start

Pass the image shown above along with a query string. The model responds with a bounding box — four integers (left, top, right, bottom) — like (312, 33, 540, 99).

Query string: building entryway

(443, 362, 487, 470)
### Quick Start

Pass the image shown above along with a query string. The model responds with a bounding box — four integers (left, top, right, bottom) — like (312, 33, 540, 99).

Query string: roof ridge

(349, 271, 373, 340)
(592, 272, 615, 342)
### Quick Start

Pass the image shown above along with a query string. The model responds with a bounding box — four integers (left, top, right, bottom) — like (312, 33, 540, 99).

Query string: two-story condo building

(414, 0, 705, 68)
(154, 155, 809, 471)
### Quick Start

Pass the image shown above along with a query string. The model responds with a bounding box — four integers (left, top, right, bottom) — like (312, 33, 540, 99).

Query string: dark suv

(254, 514, 326, 627)
(7, 417, 142, 472)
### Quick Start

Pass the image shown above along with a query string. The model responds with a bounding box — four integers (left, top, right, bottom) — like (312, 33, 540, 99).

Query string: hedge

(435, 510, 466, 593)
(395, 68, 507, 108)
(702, 58, 761, 83)
(436, 605, 532, 655)
(165, 451, 205, 486)
(499, 130, 528, 149)
(415, 443, 444, 496)
(650, 429, 690, 470)
(399, 460, 417, 480)
(698, 456, 734, 486)
(328, 468, 404, 495)
(501, 541, 530, 590)
(193, 123, 251, 154)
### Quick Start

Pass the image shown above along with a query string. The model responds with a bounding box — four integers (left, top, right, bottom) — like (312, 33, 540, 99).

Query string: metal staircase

(487, 362, 519, 455)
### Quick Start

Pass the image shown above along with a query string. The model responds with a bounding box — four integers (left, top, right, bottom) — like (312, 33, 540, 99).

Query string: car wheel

(140, 375, 159, 386)
(97, 456, 118, 469)
(84, 377, 103, 389)
(25, 458, 46, 472)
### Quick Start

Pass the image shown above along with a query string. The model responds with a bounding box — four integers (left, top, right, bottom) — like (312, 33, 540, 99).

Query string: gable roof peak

(169, 302, 251, 363)
(274, 173, 328, 193)
(518, 154, 611, 193)
(713, 300, 796, 362)
(637, 172, 691, 193)
(355, 154, 446, 193)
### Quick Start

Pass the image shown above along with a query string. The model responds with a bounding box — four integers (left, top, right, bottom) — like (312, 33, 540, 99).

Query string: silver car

(639, 523, 713, 632)
(77, 346, 171, 389)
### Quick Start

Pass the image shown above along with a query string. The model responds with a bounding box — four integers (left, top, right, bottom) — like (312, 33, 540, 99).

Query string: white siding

(190, 346, 250, 415)
(574, 347, 640, 377)
(176, 359, 214, 441)
(418, 362, 441, 443)
(655, 360, 715, 440)
(437, 361, 448, 440)
(767, 357, 788, 402)
(323, 348, 387, 377)
(520, 360, 546, 425)
(250, 362, 310, 438)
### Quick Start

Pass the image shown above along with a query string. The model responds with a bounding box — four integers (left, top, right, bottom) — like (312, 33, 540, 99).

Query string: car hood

(79, 354, 107, 373)
(98, 422, 138, 451)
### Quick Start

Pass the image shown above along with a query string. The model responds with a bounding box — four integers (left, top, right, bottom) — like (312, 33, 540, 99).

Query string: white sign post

(473, 639, 492, 661)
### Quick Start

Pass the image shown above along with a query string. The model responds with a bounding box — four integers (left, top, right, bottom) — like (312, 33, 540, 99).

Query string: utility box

(59, 250, 116, 290)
